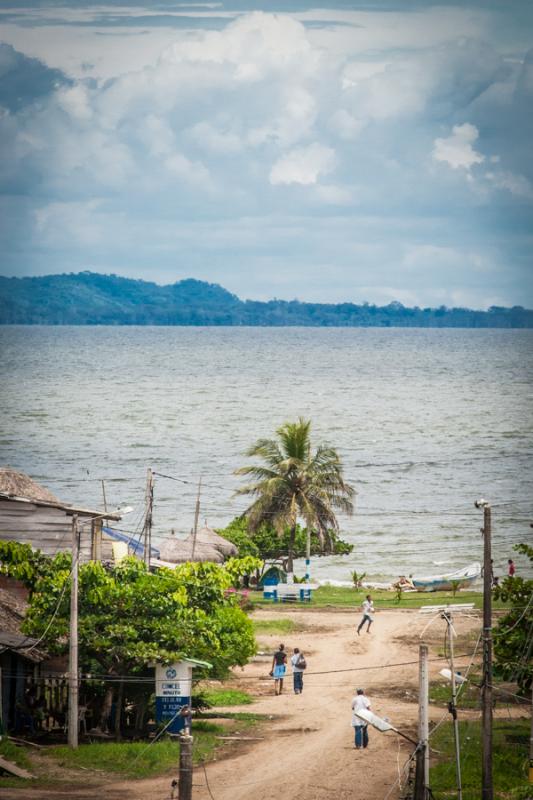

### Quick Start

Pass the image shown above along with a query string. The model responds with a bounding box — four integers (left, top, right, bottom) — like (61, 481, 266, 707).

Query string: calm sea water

(1, 326, 532, 583)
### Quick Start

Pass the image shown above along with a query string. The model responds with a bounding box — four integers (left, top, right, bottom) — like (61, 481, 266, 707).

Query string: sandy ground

(1, 607, 494, 800)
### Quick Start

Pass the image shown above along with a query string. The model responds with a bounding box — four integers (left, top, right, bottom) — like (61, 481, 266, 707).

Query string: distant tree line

(1, 271, 532, 327)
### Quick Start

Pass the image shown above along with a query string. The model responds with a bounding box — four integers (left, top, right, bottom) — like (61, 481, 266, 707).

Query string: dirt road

(1, 607, 482, 800)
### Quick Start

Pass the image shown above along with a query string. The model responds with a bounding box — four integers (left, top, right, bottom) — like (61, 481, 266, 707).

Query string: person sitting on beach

(394, 576, 414, 590)
(270, 643, 287, 695)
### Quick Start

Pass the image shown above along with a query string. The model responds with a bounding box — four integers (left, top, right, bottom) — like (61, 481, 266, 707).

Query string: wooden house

(0, 467, 122, 563)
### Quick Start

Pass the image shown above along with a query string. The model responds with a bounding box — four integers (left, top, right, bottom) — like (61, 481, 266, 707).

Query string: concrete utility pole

(68, 514, 79, 749)
(190, 476, 202, 560)
(416, 643, 429, 800)
(477, 500, 493, 800)
(143, 468, 154, 568)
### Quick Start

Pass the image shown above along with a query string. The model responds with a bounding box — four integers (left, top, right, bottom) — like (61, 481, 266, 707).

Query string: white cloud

(187, 121, 242, 155)
(34, 199, 104, 246)
(432, 123, 485, 170)
(162, 12, 318, 81)
(315, 184, 353, 205)
(56, 85, 92, 121)
(165, 153, 212, 190)
(269, 143, 336, 186)
(485, 169, 533, 199)
(329, 109, 363, 140)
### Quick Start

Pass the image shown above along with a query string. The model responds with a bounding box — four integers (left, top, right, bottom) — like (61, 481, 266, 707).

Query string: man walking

(351, 688, 371, 749)
(357, 594, 374, 635)
(291, 647, 306, 694)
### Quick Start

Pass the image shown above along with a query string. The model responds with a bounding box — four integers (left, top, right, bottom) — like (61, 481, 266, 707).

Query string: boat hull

(412, 562, 481, 593)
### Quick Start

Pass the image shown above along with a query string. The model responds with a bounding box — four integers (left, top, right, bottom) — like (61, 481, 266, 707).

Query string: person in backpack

(270, 643, 287, 695)
(291, 647, 307, 694)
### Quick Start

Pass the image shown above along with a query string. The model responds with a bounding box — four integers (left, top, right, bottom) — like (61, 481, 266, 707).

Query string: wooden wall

(0, 500, 113, 562)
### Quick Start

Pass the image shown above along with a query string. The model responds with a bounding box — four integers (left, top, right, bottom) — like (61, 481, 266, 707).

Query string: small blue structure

(260, 565, 287, 599)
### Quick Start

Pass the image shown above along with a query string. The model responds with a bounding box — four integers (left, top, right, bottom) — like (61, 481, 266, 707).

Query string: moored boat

(412, 562, 481, 592)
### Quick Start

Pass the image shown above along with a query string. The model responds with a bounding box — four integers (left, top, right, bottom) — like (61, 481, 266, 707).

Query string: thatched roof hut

(183, 525, 238, 558)
(158, 538, 224, 564)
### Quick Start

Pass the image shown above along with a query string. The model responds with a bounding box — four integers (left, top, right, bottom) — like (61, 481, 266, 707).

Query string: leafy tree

(235, 418, 355, 571)
(0, 544, 256, 733)
(218, 516, 353, 573)
(493, 544, 533, 691)
(223, 556, 264, 586)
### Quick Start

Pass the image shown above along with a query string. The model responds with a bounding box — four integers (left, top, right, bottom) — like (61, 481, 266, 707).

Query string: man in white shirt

(357, 594, 374, 635)
(290, 647, 306, 694)
(351, 688, 371, 749)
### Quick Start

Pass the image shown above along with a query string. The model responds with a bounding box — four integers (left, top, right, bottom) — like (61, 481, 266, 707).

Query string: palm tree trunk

(287, 524, 297, 574)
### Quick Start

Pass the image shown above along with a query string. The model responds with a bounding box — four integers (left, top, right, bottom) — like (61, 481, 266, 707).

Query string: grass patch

(0, 739, 36, 787)
(430, 719, 530, 799)
(429, 676, 481, 709)
(252, 618, 301, 635)
(201, 688, 253, 706)
(42, 715, 257, 780)
(251, 586, 509, 610)
(45, 739, 187, 779)
(0, 739, 33, 772)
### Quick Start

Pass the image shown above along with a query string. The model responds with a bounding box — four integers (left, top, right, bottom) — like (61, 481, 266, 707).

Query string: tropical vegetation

(235, 418, 355, 571)
(0, 541, 256, 735)
(218, 515, 353, 571)
(493, 543, 533, 690)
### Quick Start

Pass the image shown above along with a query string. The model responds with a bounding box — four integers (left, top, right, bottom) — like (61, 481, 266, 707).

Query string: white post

(68, 514, 79, 749)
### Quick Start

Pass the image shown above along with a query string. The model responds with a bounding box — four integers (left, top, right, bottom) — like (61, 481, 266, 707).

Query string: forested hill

(1, 272, 532, 327)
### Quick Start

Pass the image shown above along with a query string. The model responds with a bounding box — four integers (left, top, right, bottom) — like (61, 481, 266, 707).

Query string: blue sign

(155, 696, 189, 733)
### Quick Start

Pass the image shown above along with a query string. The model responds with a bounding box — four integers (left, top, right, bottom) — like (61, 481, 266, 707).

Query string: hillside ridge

(1, 272, 531, 327)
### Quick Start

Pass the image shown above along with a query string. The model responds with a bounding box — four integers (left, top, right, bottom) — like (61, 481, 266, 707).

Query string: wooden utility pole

(481, 502, 493, 800)
(416, 643, 429, 800)
(68, 514, 79, 749)
(444, 612, 463, 800)
(190, 477, 202, 560)
(143, 468, 154, 569)
(178, 734, 193, 800)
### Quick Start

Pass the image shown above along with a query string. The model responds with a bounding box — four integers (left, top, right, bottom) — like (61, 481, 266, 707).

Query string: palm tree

(234, 418, 355, 573)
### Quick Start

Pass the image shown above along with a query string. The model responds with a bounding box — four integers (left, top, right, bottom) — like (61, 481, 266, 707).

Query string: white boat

(412, 562, 481, 593)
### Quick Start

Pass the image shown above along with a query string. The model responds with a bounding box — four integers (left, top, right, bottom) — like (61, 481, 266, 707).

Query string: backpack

(297, 655, 307, 670)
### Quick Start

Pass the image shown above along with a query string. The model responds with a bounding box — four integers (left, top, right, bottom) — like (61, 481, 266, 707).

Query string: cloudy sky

(1, 0, 532, 308)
